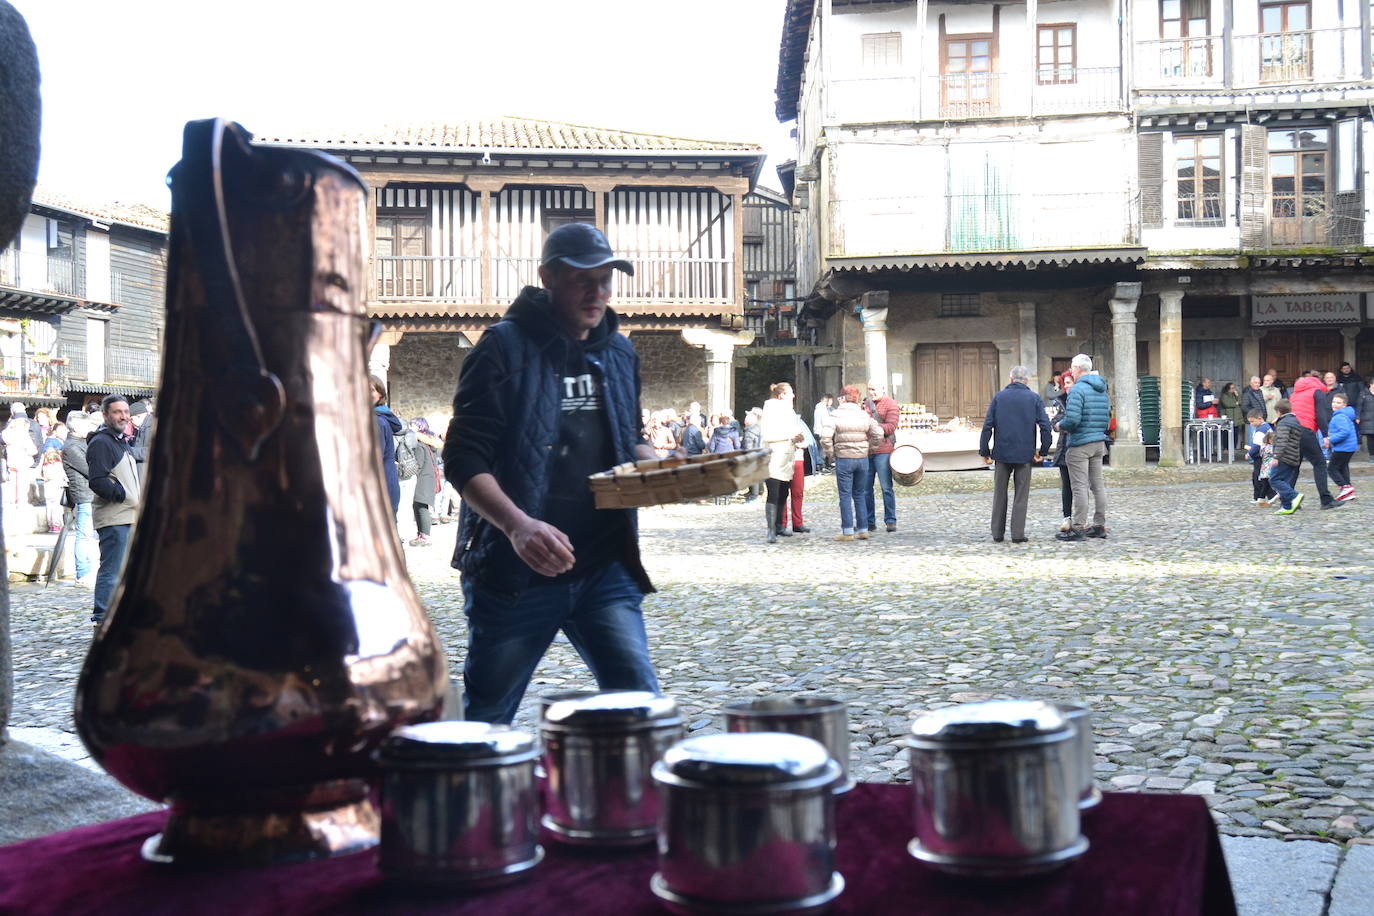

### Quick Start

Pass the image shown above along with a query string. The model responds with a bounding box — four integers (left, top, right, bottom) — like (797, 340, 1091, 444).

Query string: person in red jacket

(861, 381, 901, 532)
(1287, 372, 1337, 508)
(1289, 373, 1325, 434)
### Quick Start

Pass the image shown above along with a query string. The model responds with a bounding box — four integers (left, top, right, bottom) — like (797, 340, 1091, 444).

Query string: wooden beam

(480, 189, 493, 306)
(731, 192, 745, 317)
(357, 167, 747, 195)
(366, 185, 377, 306)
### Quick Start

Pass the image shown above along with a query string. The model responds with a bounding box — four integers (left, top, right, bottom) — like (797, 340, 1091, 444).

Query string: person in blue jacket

(1055, 353, 1112, 541)
(371, 375, 403, 518)
(979, 365, 1052, 544)
(1327, 392, 1358, 502)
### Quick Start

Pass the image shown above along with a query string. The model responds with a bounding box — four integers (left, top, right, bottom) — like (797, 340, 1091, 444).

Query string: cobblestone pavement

(9, 462, 1374, 842)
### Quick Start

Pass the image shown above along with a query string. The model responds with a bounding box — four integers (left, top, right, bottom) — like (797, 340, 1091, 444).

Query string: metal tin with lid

(905, 700, 1087, 878)
(540, 691, 684, 846)
(1056, 702, 1102, 810)
(651, 733, 845, 915)
(724, 696, 854, 794)
(376, 721, 542, 886)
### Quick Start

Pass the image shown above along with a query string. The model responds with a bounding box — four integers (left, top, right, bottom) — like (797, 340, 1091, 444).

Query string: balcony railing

(378, 254, 735, 304)
(0, 353, 69, 397)
(827, 68, 1123, 122)
(105, 346, 159, 385)
(827, 190, 1138, 257)
(1242, 189, 1364, 247)
(0, 247, 80, 297)
(1136, 27, 1364, 89)
(376, 255, 482, 302)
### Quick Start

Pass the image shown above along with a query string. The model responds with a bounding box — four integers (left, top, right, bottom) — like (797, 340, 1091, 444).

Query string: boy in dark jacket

(1269, 401, 1305, 515)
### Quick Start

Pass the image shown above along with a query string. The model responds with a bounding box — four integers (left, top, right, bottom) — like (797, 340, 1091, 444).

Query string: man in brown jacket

(861, 381, 901, 532)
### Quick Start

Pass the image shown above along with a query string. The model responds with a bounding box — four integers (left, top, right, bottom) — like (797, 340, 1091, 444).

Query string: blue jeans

(1269, 462, 1298, 508)
(862, 452, 896, 529)
(74, 502, 97, 580)
(94, 524, 131, 622)
(835, 456, 869, 534)
(461, 561, 660, 724)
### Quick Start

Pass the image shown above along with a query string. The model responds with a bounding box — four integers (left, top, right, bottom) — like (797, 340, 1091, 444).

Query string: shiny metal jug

(73, 119, 448, 866)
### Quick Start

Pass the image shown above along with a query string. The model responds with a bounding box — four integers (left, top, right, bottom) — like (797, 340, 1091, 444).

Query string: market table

(0, 785, 1235, 915)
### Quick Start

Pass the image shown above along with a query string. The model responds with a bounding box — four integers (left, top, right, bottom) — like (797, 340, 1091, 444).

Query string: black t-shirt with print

(539, 342, 627, 581)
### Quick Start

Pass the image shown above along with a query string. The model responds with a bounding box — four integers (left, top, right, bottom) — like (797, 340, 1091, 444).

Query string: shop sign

(1251, 292, 1362, 325)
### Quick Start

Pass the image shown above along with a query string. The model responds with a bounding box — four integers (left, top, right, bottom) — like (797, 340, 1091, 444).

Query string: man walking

(86, 395, 140, 624)
(444, 222, 661, 724)
(1056, 354, 1111, 541)
(979, 366, 1052, 543)
(1289, 372, 1337, 508)
(861, 381, 900, 532)
(60, 410, 98, 587)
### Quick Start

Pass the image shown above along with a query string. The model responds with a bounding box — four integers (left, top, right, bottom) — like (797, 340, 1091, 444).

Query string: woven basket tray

(588, 448, 770, 509)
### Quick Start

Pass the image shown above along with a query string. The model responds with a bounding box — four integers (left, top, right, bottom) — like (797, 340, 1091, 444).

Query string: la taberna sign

(1251, 292, 1363, 325)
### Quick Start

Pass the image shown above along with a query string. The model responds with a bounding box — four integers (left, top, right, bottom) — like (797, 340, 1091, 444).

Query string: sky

(12, 0, 796, 209)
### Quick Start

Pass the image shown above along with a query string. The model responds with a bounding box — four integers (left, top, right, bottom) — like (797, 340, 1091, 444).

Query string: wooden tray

(588, 448, 770, 509)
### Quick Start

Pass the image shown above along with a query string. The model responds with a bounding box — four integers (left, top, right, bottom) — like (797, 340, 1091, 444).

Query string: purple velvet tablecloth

(0, 785, 1235, 915)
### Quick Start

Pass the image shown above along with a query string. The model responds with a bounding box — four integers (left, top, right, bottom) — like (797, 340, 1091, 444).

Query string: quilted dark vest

(451, 317, 648, 597)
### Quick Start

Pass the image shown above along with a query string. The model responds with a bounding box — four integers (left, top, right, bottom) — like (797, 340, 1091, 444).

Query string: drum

(890, 444, 925, 487)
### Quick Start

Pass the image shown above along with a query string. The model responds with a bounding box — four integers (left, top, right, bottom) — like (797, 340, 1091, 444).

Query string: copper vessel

(73, 119, 448, 866)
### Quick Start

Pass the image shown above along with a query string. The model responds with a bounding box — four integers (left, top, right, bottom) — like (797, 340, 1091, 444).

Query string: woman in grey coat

(407, 417, 442, 546)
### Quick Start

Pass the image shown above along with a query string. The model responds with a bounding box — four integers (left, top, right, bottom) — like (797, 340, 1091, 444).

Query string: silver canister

(652, 733, 844, 915)
(1056, 702, 1102, 810)
(906, 700, 1088, 878)
(376, 721, 543, 887)
(540, 691, 684, 846)
(723, 696, 854, 795)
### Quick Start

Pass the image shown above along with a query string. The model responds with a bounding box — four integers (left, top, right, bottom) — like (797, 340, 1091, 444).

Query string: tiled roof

(31, 189, 169, 234)
(256, 117, 764, 155)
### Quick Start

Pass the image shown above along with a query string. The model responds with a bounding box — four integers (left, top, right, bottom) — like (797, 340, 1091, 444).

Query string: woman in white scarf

(760, 381, 802, 543)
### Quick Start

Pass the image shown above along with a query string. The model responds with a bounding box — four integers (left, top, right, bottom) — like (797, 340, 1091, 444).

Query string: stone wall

(631, 332, 707, 412)
(387, 333, 468, 423)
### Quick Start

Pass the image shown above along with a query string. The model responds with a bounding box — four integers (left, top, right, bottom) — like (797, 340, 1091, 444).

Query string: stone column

(682, 328, 755, 417)
(1158, 290, 1185, 466)
(369, 330, 404, 386)
(1109, 282, 1145, 467)
(1341, 326, 1361, 365)
(859, 290, 890, 389)
(994, 340, 1017, 391)
(1017, 302, 1039, 391)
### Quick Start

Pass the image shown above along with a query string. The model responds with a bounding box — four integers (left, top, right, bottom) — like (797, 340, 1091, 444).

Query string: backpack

(394, 433, 419, 480)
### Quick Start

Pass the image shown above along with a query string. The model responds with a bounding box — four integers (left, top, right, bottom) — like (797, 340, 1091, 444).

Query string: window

(1176, 133, 1224, 225)
(1037, 24, 1076, 84)
(861, 32, 902, 69)
(1268, 127, 1327, 216)
(1160, 0, 1212, 77)
(543, 212, 594, 236)
(942, 34, 995, 115)
(939, 293, 982, 317)
(1259, 0, 1312, 81)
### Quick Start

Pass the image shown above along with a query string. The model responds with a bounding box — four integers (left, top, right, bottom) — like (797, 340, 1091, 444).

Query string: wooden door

(1183, 339, 1243, 389)
(914, 342, 999, 421)
(1260, 328, 1342, 381)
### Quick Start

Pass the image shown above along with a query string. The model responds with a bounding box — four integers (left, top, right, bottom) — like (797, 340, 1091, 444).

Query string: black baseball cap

(540, 223, 634, 275)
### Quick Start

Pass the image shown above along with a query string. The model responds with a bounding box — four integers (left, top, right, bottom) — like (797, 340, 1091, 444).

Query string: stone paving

(8, 461, 1374, 850)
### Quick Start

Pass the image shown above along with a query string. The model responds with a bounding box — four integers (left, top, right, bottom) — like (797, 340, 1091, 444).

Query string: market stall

(895, 402, 987, 471)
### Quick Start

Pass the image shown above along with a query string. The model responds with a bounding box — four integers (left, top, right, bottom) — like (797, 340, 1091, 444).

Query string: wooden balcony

(826, 68, 1124, 123)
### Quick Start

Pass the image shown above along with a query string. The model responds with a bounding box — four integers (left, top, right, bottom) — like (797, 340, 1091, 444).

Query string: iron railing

(1136, 28, 1364, 89)
(827, 190, 1138, 257)
(105, 346, 159, 385)
(0, 247, 80, 297)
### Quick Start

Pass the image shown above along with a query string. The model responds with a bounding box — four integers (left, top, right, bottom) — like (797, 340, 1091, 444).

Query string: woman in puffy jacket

(706, 416, 740, 453)
(820, 385, 883, 541)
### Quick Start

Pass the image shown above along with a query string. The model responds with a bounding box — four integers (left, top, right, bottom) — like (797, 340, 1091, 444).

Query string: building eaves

(31, 189, 169, 235)
(255, 117, 763, 156)
(830, 248, 1148, 272)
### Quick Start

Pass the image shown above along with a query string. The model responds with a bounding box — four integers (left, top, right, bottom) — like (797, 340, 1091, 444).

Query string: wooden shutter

(1332, 118, 1362, 245)
(1239, 124, 1268, 247)
(1138, 132, 1164, 229)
